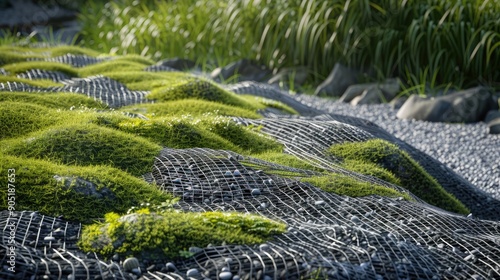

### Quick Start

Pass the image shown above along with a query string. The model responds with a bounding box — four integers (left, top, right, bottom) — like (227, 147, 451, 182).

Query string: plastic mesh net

(1, 53, 499, 280)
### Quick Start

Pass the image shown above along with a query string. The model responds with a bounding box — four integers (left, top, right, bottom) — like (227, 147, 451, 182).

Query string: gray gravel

(295, 94, 500, 199)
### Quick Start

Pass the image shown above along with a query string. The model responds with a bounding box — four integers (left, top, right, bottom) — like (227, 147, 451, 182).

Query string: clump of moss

(111, 115, 282, 154)
(2, 61, 78, 76)
(78, 209, 286, 259)
(242, 95, 299, 115)
(78, 60, 149, 77)
(120, 99, 261, 119)
(0, 76, 62, 87)
(342, 159, 401, 186)
(147, 77, 260, 110)
(3, 123, 163, 176)
(0, 155, 171, 223)
(0, 92, 107, 109)
(328, 139, 469, 214)
(0, 101, 63, 139)
(302, 173, 412, 200)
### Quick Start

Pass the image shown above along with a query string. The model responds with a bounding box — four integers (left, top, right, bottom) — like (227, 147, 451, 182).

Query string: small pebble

(350, 216, 361, 224)
(44, 236, 56, 242)
(233, 169, 241, 176)
(123, 257, 140, 272)
(172, 178, 182, 183)
(166, 262, 176, 272)
(260, 244, 270, 252)
(224, 171, 233, 176)
(251, 189, 261, 196)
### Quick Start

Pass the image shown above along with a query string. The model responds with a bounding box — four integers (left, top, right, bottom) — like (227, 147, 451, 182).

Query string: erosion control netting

(1, 52, 500, 279)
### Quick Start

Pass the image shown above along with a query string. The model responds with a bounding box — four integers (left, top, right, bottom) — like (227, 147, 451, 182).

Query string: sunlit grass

(78, 0, 500, 93)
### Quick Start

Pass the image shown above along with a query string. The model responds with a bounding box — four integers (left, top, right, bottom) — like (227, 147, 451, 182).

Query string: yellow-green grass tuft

(147, 77, 261, 110)
(0, 101, 64, 139)
(2, 61, 78, 76)
(242, 95, 299, 115)
(302, 173, 413, 201)
(0, 76, 62, 87)
(0, 92, 108, 109)
(329, 139, 469, 214)
(3, 123, 163, 176)
(0, 155, 171, 223)
(77, 60, 149, 77)
(115, 54, 155, 65)
(120, 99, 261, 119)
(109, 115, 282, 154)
(98, 71, 192, 90)
(78, 209, 286, 259)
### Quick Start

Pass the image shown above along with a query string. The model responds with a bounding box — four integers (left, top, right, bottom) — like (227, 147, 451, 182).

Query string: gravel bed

(295, 94, 500, 199)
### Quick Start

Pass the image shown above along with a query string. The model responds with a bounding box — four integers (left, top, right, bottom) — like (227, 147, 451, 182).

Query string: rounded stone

(219, 271, 233, 280)
(123, 257, 140, 272)
(233, 169, 241, 176)
(44, 236, 56, 242)
(165, 262, 176, 272)
(186, 268, 200, 277)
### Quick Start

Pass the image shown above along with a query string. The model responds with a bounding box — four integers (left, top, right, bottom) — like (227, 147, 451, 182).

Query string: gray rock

(0, 0, 76, 29)
(53, 175, 116, 200)
(378, 78, 401, 101)
(485, 110, 500, 134)
(397, 87, 497, 123)
(268, 67, 309, 88)
(186, 268, 200, 277)
(156, 58, 196, 70)
(315, 63, 359, 97)
(123, 257, 140, 272)
(390, 96, 408, 110)
(211, 59, 271, 82)
(350, 87, 384, 105)
(339, 84, 376, 103)
(219, 271, 233, 280)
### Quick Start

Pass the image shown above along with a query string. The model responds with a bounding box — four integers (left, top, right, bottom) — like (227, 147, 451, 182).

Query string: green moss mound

(242, 95, 299, 115)
(0, 155, 171, 223)
(342, 159, 401, 186)
(3, 123, 163, 176)
(78, 60, 150, 77)
(0, 76, 62, 87)
(110, 115, 282, 154)
(147, 77, 260, 110)
(78, 209, 286, 259)
(0, 92, 107, 109)
(302, 173, 412, 200)
(0, 45, 100, 65)
(0, 101, 63, 139)
(121, 99, 261, 119)
(329, 139, 469, 214)
(2, 61, 78, 76)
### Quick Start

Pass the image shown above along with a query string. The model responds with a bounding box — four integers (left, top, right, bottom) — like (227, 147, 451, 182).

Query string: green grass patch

(0, 92, 107, 109)
(77, 60, 150, 77)
(147, 77, 261, 110)
(0, 155, 171, 223)
(78, 209, 286, 259)
(0, 76, 62, 87)
(120, 99, 261, 119)
(2, 123, 163, 177)
(2, 61, 78, 76)
(0, 101, 64, 140)
(99, 71, 193, 90)
(302, 173, 412, 201)
(329, 139, 469, 214)
(241, 95, 299, 115)
(110, 115, 282, 154)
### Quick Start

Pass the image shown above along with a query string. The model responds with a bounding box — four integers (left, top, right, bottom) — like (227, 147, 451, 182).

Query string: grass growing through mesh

(328, 139, 469, 214)
(0, 154, 171, 223)
(78, 0, 500, 92)
(78, 208, 286, 259)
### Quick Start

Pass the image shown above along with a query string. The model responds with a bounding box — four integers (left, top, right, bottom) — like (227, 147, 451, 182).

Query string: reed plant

(76, 0, 499, 92)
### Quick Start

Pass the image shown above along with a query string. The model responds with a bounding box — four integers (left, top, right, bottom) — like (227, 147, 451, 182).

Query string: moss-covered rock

(328, 139, 469, 214)
(78, 209, 286, 259)
(3, 123, 163, 176)
(0, 155, 171, 223)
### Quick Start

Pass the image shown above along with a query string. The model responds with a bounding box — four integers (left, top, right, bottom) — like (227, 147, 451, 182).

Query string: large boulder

(211, 59, 271, 82)
(396, 87, 498, 123)
(314, 63, 359, 97)
(340, 78, 400, 104)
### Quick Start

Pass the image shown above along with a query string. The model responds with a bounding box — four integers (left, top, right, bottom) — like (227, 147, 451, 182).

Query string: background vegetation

(75, 0, 500, 93)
